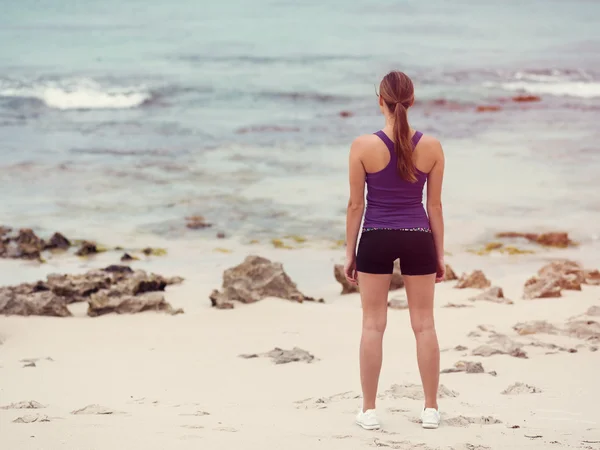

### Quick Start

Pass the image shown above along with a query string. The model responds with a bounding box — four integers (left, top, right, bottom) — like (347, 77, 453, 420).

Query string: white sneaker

(356, 408, 381, 430)
(421, 408, 440, 429)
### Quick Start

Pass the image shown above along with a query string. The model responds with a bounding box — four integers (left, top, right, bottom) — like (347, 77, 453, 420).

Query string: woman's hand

(344, 255, 358, 285)
(435, 257, 446, 283)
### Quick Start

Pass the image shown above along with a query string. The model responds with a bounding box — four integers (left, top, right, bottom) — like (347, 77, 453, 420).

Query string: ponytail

(393, 103, 417, 182)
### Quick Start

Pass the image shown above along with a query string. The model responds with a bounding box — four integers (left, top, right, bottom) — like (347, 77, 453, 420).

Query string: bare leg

(404, 274, 439, 410)
(358, 272, 392, 411)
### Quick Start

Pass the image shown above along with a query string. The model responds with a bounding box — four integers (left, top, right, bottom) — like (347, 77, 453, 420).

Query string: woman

(344, 71, 445, 430)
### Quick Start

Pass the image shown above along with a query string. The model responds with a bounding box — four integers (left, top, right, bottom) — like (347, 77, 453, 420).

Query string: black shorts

(356, 230, 437, 275)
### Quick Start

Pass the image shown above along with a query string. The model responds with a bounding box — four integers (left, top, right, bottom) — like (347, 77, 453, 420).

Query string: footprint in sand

(181, 425, 205, 430)
(71, 404, 126, 415)
(127, 397, 160, 406)
(214, 426, 238, 432)
(1, 400, 46, 410)
(381, 384, 459, 401)
(452, 445, 492, 450)
(179, 411, 210, 417)
(501, 382, 542, 395)
(294, 391, 361, 409)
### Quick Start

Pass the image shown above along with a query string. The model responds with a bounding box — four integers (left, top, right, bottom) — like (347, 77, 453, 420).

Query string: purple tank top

(362, 130, 430, 230)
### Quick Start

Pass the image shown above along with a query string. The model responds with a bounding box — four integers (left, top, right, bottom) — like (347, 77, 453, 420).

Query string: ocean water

(1, 0, 599, 250)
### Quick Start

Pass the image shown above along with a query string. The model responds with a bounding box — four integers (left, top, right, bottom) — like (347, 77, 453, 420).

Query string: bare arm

(345, 137, 367, 261)
(426, 140, 445, 280)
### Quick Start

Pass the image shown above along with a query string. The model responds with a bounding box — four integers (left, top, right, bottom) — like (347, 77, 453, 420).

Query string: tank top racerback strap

(374, 130, 423, 151)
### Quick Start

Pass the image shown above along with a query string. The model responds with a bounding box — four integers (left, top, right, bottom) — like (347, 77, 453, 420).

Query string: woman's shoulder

(349, 133, 381, 155)
(417, 133, 444, 156)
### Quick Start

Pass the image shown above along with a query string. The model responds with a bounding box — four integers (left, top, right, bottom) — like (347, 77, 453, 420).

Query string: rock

(71, 404, 124, 415)
(513, 320, 560, 336)
(209, 291, 234, 309)
(88, 291, 182, 317)
(142, 247, 167, 256)
(444, 303, 473, 308)
(476, 105, 501, 112)
(455, 345, 468, 351)
(441, 361, 484, 374)
(538, 260, 582, 277)
(584, 269, 600, 285)
(13, 414, 51, 423)
(45, 232, 71, 250)
(444, 264, 458, 281)
(23, 362, 36, 367)
(75, 241, 98, 256)
(512, 95, 541, 102)
(264, 347, 315, 364)
(217, 232, 226, 239)
(472, 334, 527, 359)
(120, 253, 138, 262)
(0, 286, 71, 317)
(455, 270, 491, 289)
(1, 267, 183, 317)
(445, 415, 502, 426)
(210, 256, 321, 308)
(334, 260, 404, 295)
(0, 400, 46, 409)
(239, 347, 315, 364)
(339, 110, 354, 118)
(565, 320, 600, 340)
(46, 271, 113, 303)
(333, 264, 358, 294)
(586, 306, 600, 317)
(537, 260, 585, 291)
(104, 265, 134, 274)
(536, 232, 573, 248)
(469, 286, 513, 304)
(501, 382, 541, 395)
(523, 276, 562, 299)
(388, 297, 408, 310)
(12, 228, 45, 259)
(496, 231, 574, 248)
(186, 215, 212, 229)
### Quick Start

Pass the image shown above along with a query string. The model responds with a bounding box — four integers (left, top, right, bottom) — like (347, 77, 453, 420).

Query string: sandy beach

(2, 2, 600, 448)
(1, 236, 599, 450)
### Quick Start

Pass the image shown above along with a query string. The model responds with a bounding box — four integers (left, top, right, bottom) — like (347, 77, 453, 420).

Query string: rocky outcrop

(472, 333, 527, 359)
(495, 231, 574, 248)
(523, 276, 562, 299)
(0, 284, 71, 317)
(75, 241, 100, 256)
(334, 260, 404, 295)
(444, 264, 458, 281)
(333, 264, 358, 294)
(185, 215, 212, 229)
(469, 287, 513, 304)
(1, 266, 183, 317)
(239, 347, 315, 365)
(441, 361, 485, 374)
(210, 256, 321, 308)
(501, 382, 541, 395)
(88, 291, 182, 317)
(523, 259, 598, 299)
(513, 320, 560, 336)
(455, 270, 491, 289)
(46, 233, 71, 250)
(0, 227, 76, 260)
